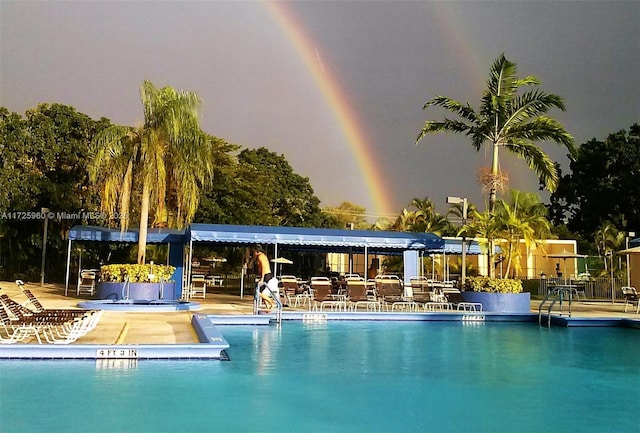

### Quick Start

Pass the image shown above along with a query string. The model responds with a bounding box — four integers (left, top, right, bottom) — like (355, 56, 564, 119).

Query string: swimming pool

(1, 322, 638, 432)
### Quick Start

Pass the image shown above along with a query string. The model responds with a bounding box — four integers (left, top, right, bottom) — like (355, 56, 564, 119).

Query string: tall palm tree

(89, 80, 214, 264)
(417, 53, 576, 212)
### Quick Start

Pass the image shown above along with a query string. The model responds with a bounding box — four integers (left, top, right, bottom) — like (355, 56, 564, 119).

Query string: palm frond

(515, 75, 541, 87)
(508, 90, 566, 123)
(423, 96, 478, 122)
(416, 119, 473, 143)
(503, 117, 576, 157)
(486, 54, 519, 100)
(503, 139, 558, 191)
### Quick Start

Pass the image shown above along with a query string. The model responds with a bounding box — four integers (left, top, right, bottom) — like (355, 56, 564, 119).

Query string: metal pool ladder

(121, 277, 131, 300)
(273, 295, 283, 325)
(538, 287, 573, 327)
(253, 285, 283, 325)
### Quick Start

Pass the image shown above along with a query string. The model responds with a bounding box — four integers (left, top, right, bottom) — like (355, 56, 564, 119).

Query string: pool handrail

(539, 286, 573, 327)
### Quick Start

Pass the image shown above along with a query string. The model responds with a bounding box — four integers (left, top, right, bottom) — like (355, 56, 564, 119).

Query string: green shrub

(100, 264, 175, 283)
(466, 276, 523, 293)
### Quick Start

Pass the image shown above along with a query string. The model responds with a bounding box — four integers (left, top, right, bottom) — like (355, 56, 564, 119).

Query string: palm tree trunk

(487, 242, 495, 279)
(488, 141, 500, 213)
(504, 243, 513, 278)
(137, 181, 150, 264)
(120, 160, 133, 232)
(486, 140, 501, 279)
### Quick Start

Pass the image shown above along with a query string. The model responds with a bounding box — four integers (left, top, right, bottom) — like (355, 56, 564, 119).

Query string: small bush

(100, 264, 175, 283)
(466, 276, 523, 293)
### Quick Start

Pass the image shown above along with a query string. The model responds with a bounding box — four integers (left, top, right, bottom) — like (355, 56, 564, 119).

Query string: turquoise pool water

(1, 322, 638, 433)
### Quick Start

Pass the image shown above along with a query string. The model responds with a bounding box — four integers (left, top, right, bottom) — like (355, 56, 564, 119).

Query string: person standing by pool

(251, 246, 276, 310)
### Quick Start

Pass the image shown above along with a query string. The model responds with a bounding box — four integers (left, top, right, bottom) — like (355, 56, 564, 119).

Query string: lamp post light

(40, 207, 50, 286)
(626, 231, 636, 288)
(446, 196, 468, 289)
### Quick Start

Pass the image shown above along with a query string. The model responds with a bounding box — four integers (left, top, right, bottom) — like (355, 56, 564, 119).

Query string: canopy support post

(64, 238, 72, 296)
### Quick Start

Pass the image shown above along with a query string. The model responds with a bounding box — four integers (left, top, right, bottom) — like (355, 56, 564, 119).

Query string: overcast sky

(2, 1, 638, 220)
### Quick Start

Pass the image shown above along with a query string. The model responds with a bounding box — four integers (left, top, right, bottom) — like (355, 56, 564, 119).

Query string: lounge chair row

(0, 281, 103, 344)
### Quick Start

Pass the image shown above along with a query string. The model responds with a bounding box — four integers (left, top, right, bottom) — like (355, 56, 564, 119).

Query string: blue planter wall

(461, 291, 531, 313)
(98, 282, 177, 301)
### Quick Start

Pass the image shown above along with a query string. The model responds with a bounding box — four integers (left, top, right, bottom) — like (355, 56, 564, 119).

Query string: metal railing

(121, 277, 130, 300)
(538, 286, 574, 327)
(253, 282, 282, 325)
(537, 277, 623, 300)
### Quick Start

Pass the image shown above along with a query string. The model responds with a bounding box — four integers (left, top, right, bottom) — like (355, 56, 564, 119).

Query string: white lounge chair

(77, 271, 96, 296)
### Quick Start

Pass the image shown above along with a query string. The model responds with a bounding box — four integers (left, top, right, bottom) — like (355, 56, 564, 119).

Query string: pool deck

(1, 281, 638, 348)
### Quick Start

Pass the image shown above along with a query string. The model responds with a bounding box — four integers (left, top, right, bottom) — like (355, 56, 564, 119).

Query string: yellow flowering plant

(466, 276, 523, 293)
(100, 264, 175, 283)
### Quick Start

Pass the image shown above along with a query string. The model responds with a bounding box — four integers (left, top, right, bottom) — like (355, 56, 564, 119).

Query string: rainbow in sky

(265, 1, 395, 218)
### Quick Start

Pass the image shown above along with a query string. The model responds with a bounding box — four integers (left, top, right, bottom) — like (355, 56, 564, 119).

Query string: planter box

(97, 282, 177, 301)
(461, 291, 531, 313)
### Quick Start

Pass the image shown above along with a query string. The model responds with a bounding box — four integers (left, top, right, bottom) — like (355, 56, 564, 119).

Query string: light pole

(447, 196, 468, 289)
(606, 250, 614, 303)
(347, 222, 354, 275)
(626, 231, 635, 287)
(40, 207, 50, 286)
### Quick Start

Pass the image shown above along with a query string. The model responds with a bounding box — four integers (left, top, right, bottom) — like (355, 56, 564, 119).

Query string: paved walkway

(1, 281, 637, 345)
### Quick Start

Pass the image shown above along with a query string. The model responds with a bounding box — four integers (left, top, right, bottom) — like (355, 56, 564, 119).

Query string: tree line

(1, 76, 638, 281)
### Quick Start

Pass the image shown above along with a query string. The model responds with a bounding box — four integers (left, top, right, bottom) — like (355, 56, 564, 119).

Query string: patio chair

(347, 278, 379, 312)
(310, 277, 345, 311)
(190, 275, 207, 299)
(410, 276, 431, 307)
(442, 284, 464, 306)
(0, 303, 37, 344)
(622, 286, 639, 314)
(376, 275, 413, 311)
(0, 294, 85, 323)
(16, 280, 88, 318)
(77, 270, 96, 296)
(280, 275, 300, 307)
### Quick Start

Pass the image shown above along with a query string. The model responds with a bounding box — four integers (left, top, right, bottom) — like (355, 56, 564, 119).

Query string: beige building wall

(450, 238, 582, 279)
(327, 238, 584, 280)
(514, 239, 582, 279)
(630, 254, 640, 289)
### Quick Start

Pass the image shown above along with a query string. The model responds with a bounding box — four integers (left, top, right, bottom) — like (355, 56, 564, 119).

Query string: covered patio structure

(65, 224, 445, 299)
(185, 223, 444, 297)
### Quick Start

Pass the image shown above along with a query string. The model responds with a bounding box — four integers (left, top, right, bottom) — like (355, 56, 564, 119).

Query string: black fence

(536, 276, 624, 300)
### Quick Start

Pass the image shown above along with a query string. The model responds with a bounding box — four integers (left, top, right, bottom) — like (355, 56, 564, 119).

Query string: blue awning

(187, 223, 443, 252)
(441, 238, 487, 255)
(69, 225, 185, 244)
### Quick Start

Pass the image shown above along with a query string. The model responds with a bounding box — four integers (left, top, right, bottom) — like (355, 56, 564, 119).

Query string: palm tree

(593, 221, 624, 273)
(381, 197, 451, 235)
(89, 80, 214, 264)
(460, 208, 503, 278)
(417, 53, 576, 212)
(499, 190, 553, 277)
